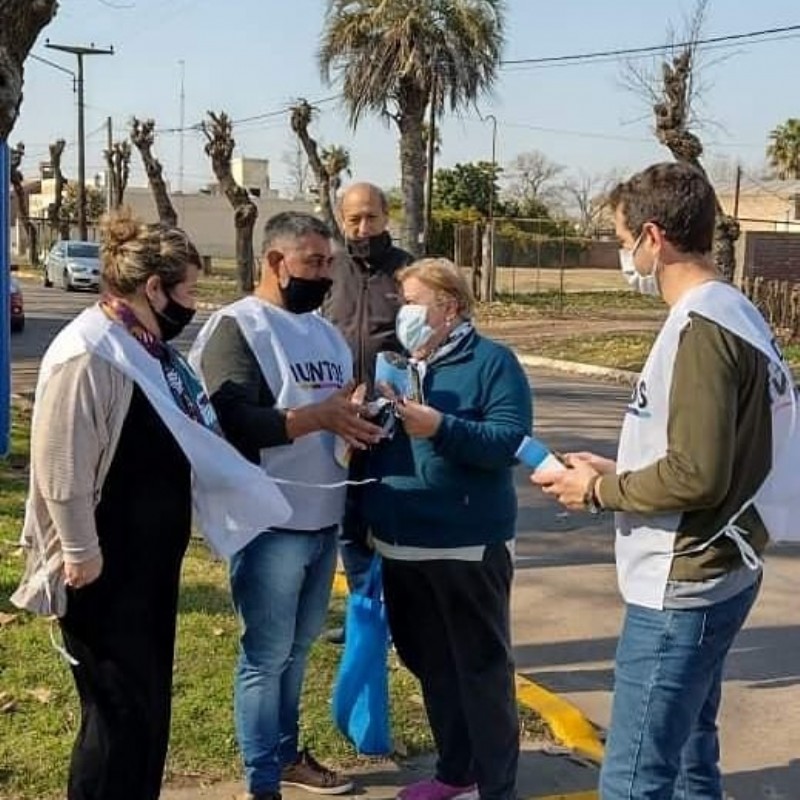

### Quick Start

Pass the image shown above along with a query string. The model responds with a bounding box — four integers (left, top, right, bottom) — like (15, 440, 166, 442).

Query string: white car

(44, 240, 101, 292)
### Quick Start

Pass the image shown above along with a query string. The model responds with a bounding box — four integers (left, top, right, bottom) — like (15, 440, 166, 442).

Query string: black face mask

(280, 276, 333, 314)
(151, 294, 196, 341)
(346, 231, 392, 262)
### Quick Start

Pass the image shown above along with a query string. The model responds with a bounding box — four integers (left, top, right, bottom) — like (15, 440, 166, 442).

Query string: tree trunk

(396, 91, 427, 258)
(130, 118, 178, 228)
(104, 140, 131, 209)
(47, 138, 69, 241)
(471, 222, 483, 301)
(289, 100, 342, 241)
(0, 0, 58, 139)
(10, 142, 38, 264)
(653, 49, 738, 281)
(202, 111, 256, 293)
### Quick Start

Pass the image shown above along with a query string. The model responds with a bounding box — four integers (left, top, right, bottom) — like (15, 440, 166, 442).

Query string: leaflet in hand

(516, 435, 567, 472)
(375, 351, 410, 397)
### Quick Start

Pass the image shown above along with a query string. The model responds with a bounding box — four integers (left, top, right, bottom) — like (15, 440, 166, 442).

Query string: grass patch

(0, 405, 546, 799)
(533, 332, 800, 374)
(533, 332, 657, 372)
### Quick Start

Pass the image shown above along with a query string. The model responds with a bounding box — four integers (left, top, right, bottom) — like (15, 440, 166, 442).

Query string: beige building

(717, 179, 800, 233)
(15, 157, 315, 261)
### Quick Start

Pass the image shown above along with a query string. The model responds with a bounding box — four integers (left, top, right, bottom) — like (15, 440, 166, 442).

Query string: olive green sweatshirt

(598, 313, 772, 582)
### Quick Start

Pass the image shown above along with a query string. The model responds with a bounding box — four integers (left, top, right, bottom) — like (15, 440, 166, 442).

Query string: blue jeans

(230, 528, 338, 794)
(599, 579, 760, 800)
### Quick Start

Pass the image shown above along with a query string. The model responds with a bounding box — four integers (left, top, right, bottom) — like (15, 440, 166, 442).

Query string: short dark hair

(261, 212, 332, 255)
(608, 162, 717, 254)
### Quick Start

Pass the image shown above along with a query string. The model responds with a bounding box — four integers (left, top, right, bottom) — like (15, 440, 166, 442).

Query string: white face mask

(619, 232, 660, 297)
(396, 304, 434, 354)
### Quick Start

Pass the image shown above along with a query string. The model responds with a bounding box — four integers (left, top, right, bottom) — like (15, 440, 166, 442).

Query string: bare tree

(289, 99, 343, 240)
(281, 140, 310, 199)
(622, 0, 739, 280)
(47, 138, 69, 241)
(0, 0, 58, 139)
(320, 144, 351, 199)
(202, 110, 257, 293)
(504, 150, 564, 215)
(562, 169, 626, 235)
(104, 140, 131, 209)
(130, 117, 178, 227)
(9, 142, 39, 264)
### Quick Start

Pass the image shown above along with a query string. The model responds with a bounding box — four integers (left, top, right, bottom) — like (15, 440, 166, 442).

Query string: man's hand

(565, 451, 617, 474)
(63, 554, 103, 590)
(530, 458, 599, 511)
(315, 383, 384, 449)
(397, 399, 442, 439)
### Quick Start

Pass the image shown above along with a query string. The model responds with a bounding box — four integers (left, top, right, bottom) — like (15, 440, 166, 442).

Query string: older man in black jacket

(322, 182, 413, 602)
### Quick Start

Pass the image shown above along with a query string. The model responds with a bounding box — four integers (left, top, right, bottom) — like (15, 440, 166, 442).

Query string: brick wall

(740, 231, 800, 283)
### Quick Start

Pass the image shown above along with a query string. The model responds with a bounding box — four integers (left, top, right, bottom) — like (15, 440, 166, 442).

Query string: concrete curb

(515, 353, 638, 385)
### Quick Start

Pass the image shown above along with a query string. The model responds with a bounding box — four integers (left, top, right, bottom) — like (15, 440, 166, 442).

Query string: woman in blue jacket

(365, 258, 532, 800)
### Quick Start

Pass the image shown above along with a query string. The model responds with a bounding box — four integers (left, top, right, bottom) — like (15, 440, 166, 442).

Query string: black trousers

(59, 568, 182, 800)
(58, 387, 190, 800)
(382, 542, 519, 800)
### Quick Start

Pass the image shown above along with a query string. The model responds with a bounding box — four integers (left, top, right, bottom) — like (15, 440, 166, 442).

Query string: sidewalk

(160, 743, 600, 800)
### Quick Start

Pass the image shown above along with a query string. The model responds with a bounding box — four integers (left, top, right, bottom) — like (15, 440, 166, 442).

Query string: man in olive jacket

(322, 182, 413, 598)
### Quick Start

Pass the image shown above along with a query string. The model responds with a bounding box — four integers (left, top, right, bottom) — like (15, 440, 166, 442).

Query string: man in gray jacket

(322, 182, 413, 598)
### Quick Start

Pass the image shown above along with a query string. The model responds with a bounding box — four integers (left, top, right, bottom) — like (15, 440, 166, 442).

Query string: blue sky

(11, 0, 800, 196)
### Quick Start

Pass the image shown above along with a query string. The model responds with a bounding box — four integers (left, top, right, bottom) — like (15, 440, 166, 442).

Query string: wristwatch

(583, 474, 603, 515)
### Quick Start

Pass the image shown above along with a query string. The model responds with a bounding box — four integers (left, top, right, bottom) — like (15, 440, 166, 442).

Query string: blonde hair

(396, 258, 475, 319)
(100, 207, 200, 296)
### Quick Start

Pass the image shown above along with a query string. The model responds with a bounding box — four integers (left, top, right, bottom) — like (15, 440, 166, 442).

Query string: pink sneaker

(397, 779, 479, 800)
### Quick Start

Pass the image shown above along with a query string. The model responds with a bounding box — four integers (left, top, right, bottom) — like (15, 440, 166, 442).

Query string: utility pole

(46, 41, 114, 241)
(178, 59, 186, 196)
(733, 162, 742, 220)
(486, 114, 498, 301)
(106, 116, 113, 212)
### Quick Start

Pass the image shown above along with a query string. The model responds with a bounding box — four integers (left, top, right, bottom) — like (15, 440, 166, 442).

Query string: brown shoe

(281, 749, 353, 795)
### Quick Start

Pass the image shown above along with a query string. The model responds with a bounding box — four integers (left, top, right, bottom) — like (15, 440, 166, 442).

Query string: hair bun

(100, 207, 141, 257)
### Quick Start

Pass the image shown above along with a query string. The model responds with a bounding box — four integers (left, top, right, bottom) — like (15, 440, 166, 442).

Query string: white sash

(37, 306, 291, 557)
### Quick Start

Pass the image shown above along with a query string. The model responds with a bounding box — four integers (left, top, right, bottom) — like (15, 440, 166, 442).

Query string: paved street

(9, 277, 800, 799)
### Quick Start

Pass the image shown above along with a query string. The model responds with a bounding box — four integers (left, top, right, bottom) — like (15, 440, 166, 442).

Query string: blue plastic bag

(332, 558, 392, 755)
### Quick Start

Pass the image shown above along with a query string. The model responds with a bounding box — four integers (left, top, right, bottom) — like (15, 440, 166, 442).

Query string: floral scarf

(100, 296, 220, 433)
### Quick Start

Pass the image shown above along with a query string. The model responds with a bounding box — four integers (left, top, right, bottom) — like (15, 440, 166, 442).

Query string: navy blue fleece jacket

(364, 330, 532, 548)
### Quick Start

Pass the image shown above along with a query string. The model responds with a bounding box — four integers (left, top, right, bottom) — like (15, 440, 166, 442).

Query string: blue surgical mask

(619, 232, 660, 297)
(396, 304, 434, 354)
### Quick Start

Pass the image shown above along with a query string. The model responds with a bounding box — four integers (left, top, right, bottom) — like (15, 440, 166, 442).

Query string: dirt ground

(475, 307, 664, 352)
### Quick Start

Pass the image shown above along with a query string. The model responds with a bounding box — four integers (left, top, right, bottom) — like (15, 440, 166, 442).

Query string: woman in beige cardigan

(13, 209, 214, 800)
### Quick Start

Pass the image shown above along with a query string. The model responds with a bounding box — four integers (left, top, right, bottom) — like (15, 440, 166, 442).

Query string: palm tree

(767, 119, 800, 180)
(319, 0, 505, 255)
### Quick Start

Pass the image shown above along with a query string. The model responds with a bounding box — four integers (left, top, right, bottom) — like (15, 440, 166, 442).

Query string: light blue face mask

(619, 231, 660, 297)
(396, 304, 434, 354)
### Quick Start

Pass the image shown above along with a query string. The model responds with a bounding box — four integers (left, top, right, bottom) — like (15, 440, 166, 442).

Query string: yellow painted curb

(332, 571, 349, 597)
(516, 674, 604, 764)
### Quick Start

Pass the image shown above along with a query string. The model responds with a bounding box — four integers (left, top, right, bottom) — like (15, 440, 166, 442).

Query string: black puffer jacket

(322, 233, 413, 388)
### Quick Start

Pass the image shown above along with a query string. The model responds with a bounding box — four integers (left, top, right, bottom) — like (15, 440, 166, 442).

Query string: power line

(501, 23, 800, 66)
(740, 169, 800, 202)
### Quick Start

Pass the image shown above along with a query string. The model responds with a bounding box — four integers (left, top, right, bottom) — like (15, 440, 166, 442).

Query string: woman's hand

(64, 554, 103, 590)
(397, 399, 442, 439)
